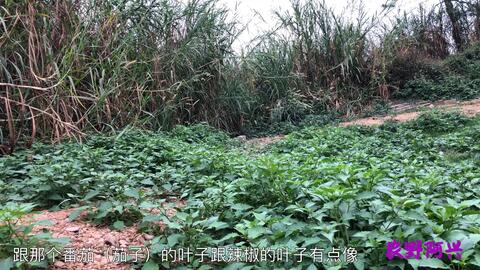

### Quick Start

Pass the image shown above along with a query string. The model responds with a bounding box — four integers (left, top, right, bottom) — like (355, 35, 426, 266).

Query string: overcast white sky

(217, 0, 438, 49)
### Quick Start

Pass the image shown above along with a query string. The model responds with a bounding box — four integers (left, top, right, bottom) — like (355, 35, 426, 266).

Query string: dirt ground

(19, 201, 182, 270)
(341, 98, 480, 126)
(24, 209, 147, 270)
(244, 134, 286, 149)
(19, 98, 480, 269)
(245, 98, 480, 147)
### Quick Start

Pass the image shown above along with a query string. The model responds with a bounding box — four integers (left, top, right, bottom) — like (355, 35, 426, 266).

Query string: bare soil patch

(22, 200, 185, 270)
(341, 98, 480, 127)
(244, 134, 286, 148)
(244, 99, 480, 146)
(22, 209, 144, 270)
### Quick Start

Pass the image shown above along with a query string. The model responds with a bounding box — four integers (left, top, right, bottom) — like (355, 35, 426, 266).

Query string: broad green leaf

(139, 201, 158, 209)
(303, 237, 323, 247)
(230, 204, 253, 211)
(142, 261, 159, 270)
(460, 234, 480, 250)
(443, 230, 468, 242)
(223, 263, 249, 270)
(113, 220, 125, 230)
(0, 258, 13, 270)
(167, 234, 184, 246)
(354, 258, 365, 270)
(124, 188, 140, 199)
(247, 227, 267, 239)
(460, 199, 480, 208)
(408, 258, 449, 270)
(208, 221, 229, 230)
(68, 206, 89, 221)
(83, 190, 100, 201)
(321, 230, 337, 243)
(213, 232, 239, 244)
(143, 215, 163, 222)
(352, 231, 371, 239)
(34, 219, 55, 226)
(356, 191, 377, 200)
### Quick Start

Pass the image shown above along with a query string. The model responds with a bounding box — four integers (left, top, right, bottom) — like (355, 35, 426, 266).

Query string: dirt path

(244, 134, 286, 149)
(341, 98, 480, 127)
(245, 98, 480, 147)
(20, 201, 183, 270)
(23, 209, 147, 270)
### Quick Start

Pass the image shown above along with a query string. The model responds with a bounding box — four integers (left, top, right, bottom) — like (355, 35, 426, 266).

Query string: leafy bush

(446, 44, 480, 80)
(387, 54, 447, 90)
(169, 124, 236, 147)
(401, 75, 480, 101)
(405, 110, 473, 133)
(396, 44, 480, 101)
(243, 113, 338, 138)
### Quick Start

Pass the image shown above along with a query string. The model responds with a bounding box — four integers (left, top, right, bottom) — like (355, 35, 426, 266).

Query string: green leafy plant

(406, 110, 473, 133)
(2, 116, 480, 270)
(0, 203, 69, 270)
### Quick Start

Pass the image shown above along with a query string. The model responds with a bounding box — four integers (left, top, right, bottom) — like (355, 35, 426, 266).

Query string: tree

(444, 0, 464, 51)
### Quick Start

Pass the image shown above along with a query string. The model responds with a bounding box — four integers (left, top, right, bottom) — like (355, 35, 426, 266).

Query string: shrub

(396, 44, 480, 100)
(401, 75, 480, 101)
(169, 124, 236, 146)
(446, 44, 480, 80)
(405, 110, 473, 133)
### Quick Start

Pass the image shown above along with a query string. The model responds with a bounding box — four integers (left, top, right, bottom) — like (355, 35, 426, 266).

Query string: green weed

(1, 119, 480, 269)
(0, 203, 69, 270)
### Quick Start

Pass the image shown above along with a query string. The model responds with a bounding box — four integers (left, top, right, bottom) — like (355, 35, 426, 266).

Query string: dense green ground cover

(397, 45, 480, 101)
(1, 111, 480, 269)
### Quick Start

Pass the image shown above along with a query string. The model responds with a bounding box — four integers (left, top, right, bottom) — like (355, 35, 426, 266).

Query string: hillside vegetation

(1, 0, 480, 151)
